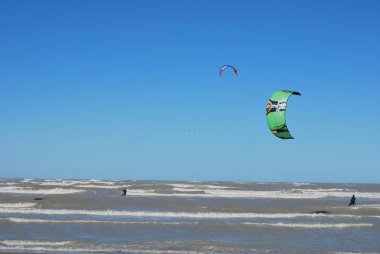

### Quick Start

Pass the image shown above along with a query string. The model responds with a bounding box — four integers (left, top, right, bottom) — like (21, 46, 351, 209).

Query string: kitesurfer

(348, 195, 356, 207)
(121, 188, 127, 196)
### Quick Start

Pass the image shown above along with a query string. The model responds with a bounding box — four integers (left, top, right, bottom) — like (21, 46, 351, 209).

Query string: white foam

(125, 188, 380, 200)
(6, 179, 380, 199)
(0, 186, 85, 195)
(39, 181, 77, 186)
(353, 204, 380, 209)
(0, 246, 201, 254)
(0, 202, 36, 208)
(75, 184, 125, 189)
(168, 183, 204, 190)
(331, 204, 380, 211)
(242, 222, 373, 228)
(330, 252, 379, 254)
(0, 240, 73, 246)
(291, 188, 354, 192)
(291, 182, 314, 186)
(0, 182, 17, 186)
(5, 217, 374, 229)
(4, 217, 198, 225)
(0, 207, 363, 219)
(39, 179, 113, 186)
(20, 179, 35, 182)
(88, 179, 117, 185)
(169, 183, 233, 190)
(0, 241, 202, 254)
(172, 187, 205, 192)
(37, 179, 121, 188)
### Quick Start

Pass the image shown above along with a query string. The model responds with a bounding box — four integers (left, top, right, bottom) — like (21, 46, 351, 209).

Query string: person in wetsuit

(121, 188, 127, 196)
(348, 195, 356, 207)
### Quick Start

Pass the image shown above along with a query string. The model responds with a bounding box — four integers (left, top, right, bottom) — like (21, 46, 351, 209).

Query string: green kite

(266, 90, 301, 139)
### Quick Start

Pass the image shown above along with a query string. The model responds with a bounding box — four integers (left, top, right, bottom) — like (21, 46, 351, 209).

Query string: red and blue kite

(219, 65, 238, 77)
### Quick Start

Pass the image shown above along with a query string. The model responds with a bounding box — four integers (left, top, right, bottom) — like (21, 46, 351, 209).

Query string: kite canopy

(266, 90, 301, 139)
(219, 65, 238, 77)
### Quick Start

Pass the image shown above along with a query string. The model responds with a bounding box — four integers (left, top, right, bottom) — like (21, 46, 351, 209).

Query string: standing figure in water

(121, 188, 127, 196)
(348, 195, 356, 207)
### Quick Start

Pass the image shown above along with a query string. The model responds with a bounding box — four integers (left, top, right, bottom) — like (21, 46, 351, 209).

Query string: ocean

(0, 178, 379, 253)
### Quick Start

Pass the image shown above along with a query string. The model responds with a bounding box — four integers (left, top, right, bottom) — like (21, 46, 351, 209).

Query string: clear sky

(1, 0, 379, 183)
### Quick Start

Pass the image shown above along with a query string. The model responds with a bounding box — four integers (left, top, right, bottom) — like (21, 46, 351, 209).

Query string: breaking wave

(0, 240, 73, 246)
(124, 188, 380, 199)
(3, 217, 374, 229)
(0, 207, 364, 219)
(0, 203, 36, 208)
(0, 186, 85, 195)
(0, 240, 203, 254)
(241, 222, 373, 228)
(39, 180, 118, 186)
(3, 217, 197, 225)
(75, 184, 125, 189)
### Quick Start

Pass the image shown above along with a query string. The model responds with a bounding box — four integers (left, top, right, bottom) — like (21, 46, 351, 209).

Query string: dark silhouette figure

(33, 197, 45, 201)
(121, 188, 127, 196)
(348, 195, 356, 207)
(310, 210, 331, 214)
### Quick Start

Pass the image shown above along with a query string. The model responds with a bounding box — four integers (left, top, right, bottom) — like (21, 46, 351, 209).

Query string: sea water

(0, 179, 379, 253)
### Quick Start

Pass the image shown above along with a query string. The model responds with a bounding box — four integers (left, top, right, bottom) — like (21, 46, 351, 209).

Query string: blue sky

(1, 0, 379, 183)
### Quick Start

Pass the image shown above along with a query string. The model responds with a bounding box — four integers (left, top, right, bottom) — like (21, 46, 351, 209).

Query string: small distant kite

(219, 65, 238, 77)
(266, 90, 301, 139)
